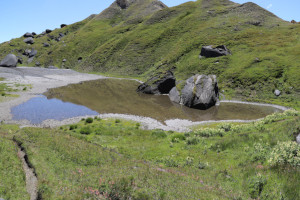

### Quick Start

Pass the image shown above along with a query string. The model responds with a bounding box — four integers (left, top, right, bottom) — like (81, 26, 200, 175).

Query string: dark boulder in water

(137, 71, 176, 95)
(169, 74, 219, 110)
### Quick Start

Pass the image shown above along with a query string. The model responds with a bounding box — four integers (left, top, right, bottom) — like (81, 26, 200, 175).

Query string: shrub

(195, 128, 225, 137)
(268, 141, 300, 167)
(217, 123, 232, 132)
(152, 130, 167, 138)
(248, 174, 267, 199)
(115, 119, 121, 123)
(69, 125, 78, 130)
(171, 133, 186, 142)
(85, 118, 94, 124)
(186, 137, 200, 145)
(135, 123, 141, 129)
(250, 143, 270, 162)
(80, 126, 92, 135)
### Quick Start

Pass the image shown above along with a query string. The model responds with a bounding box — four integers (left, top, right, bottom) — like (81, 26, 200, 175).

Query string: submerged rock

(137, 71, 176, 94)
(200, 45, 231, 58)
(0, 54, 18, 67)
(169, 74, 219, 110)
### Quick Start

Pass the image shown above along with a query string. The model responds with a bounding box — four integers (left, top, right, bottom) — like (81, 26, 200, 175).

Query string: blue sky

(0, 0, 299, 43)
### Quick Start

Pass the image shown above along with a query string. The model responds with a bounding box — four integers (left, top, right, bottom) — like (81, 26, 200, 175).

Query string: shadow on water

(26, 78, 283, 123)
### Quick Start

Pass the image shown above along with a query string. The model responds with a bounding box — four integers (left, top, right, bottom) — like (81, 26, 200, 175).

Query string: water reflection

(43, 79, 281, 122)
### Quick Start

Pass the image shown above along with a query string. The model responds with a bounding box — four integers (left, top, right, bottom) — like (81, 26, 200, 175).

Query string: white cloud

(267, 4, 273, 9)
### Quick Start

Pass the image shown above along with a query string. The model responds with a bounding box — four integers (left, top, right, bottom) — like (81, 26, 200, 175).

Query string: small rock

(59, 33, 65, 37)
(28, 49, 37, 57)
(62, 59, 67, 62)
(24, 32, 33, 38)
(200, 45, 231, 58)
(23, 37, 34, 44)
(47, 66, 58, 69)
(32, 32, 37, 36)
(27, 57, 34, 64)
(23, 49, 31, 56)
(296, 134, 300, 144)
(0, 54, 18, 67)
(35, 61, 41, 67)
(17, 56, 23, 64)
(46, 29, 52, 33)
(43, 43, 50, 47)
(274, 89, 281, 96)
(61, 24, 67, 28)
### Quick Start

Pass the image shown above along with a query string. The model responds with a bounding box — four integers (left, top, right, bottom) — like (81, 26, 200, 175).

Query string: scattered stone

(296, 134, 300, 144)
(29, 49, 37, 57)
(23, 49, 31, 56)
(169, 74, 219, 110)
(47, 66, 58, 69)
(27, 57, 34, 64)
(117, 0, 129, 9)
(59, 33, 65, 38)
(35, 61, 41, 67)
(274, 89, 281, 96)
(254, 57, 261, 63)
(55, 37, 61, 42)
(17, 56, 23, 64)
(200, 45, 231, 58)
(24, 32, 33, 38)
(32, 32, 37, 36)
(23, 37, 34, 44)
(137, 71, 176, 94)
(78, 57, 83, 63)
(43, 43, 50, 47)
(0, 54, 18, 67)
(61, 24, 67, 28)
(62, 59, 67, 62)
(46, 29, 52, 34)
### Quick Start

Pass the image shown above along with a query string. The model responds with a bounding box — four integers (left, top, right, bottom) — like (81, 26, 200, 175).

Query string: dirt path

(15, 141, 39, 200)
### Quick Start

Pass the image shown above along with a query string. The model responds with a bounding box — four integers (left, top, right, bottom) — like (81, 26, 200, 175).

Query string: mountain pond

(12, 79, 283, 124)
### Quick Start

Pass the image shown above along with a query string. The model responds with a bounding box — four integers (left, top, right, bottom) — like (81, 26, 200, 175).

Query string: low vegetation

(0, 110, 299, 199)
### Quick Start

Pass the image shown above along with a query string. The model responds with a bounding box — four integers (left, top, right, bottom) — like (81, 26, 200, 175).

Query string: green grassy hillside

(0, 111, 299, 199)
(0, 0, 299, 107)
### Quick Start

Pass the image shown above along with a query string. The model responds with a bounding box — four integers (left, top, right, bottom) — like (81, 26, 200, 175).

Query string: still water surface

(12, 79, 282, 124)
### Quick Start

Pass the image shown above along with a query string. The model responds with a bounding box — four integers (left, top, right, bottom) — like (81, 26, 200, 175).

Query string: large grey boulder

(200, 45, 231, 58)
(169, 74, 219, 110)
(23, 37, 34, 44)
(137, 71, 176, 94)
(0, 54, 18, 67)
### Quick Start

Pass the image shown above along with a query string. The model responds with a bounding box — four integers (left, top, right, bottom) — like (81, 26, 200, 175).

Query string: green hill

(0, 0, 299, 107)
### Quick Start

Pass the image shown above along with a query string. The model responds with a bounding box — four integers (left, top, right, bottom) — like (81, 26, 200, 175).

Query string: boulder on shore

(200, 45, 231, 58)
(0, 54, 18, 67)
(137, 71, 176, 94)
(169, 74, 219, 110)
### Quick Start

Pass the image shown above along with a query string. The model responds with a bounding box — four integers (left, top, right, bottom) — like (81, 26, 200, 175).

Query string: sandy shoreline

(0, 67, 289, 132)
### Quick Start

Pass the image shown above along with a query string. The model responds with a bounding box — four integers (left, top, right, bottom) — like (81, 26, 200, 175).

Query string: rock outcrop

(169, 75, 219, 110)
(200, 45, 231, 58)
(0, 54, 18, 67)
(137, 71, 176, 94)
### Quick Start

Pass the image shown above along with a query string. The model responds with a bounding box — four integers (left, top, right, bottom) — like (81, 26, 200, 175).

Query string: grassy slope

(0, 0, 299, 108)
(0, 125, 29, 200)
(0, 111, 299, 199)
